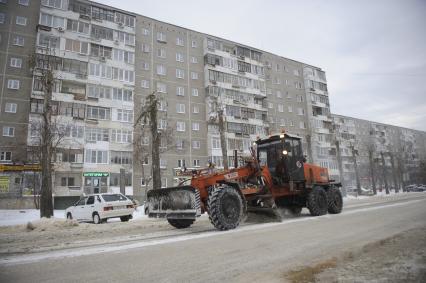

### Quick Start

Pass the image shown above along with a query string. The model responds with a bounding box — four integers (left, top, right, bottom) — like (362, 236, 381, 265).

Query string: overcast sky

(99, 0, 426, 131)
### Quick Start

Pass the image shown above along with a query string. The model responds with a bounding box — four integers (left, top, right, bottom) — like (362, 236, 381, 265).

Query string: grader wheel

(208, 186, 244, 231)
(307, 186, 328, 216)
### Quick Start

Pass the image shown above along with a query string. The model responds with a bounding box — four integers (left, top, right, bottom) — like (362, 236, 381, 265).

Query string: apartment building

(331, 114, 426, 190)
(0, 0, 424, 207)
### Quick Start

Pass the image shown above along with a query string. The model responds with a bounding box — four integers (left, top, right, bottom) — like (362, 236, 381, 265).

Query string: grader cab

(147, 132, 343, 230)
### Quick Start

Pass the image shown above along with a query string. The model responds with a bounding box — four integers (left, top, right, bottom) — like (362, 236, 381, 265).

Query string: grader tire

(208, 186, 243, 231)
(167, 218, 195, 229)
(327, 187, 343, 214)
(307, 187, 328, 216)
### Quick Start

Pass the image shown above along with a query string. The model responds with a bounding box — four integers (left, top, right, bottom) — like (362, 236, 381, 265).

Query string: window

(141, 61, 150, 70)
(192, 140, 200, 149)
(65, 39, 89, 54)
(113, 88, 133, 102)
(13, 35, 24, 46)
(7, 79, 20, 89)
(297, 108, 305, 115)
(192, 122, 200, 131)
(38, 33, 59, 48)
(0, 151, 12, 161)
(111, 129, 132, 143)
(158, 100, 167, 111)
(42, 0, 65, 9)
(299, 121, 306, 129)
(115, 12, 135, 28)
(19, 0, 29, 5)
(157, 48, 166, 59)
(157, 32, 166, 42)
(3, 126, 15, 137)
(178, 159, 186, 168)
(176, 103, 185, 113)
(278, 104, 284, 112)
(157, 82, 167, 93)
(85, 127, 109, 142)
(193, 105, 199, 114)
(293, 69, 300, 76)
(268, 102, 273, 109)
(191, 56, 198, 64)
(91, 6, 114, 22)
(212, 138, 221, 149)
(176, 52, 184, 62)
(176, 37, 184, 46)
(156, 64, 166, 76)
(16, 16, 27, 26)
(116, 109, 133, 122)
(192, 88, 199, 96)
(141, 43, 150, 53)
(176, 86, 185, 96)
(141, 178, 146, 186)
(10, 57, 22, 68)
(110, 151, 132, 165)
(193, 159, 200, 167)
(0, 13, 4, 24)
(66, 19, 89, 34)
(176, 68, 185, 79)
(191, 40, 197, 48)
(87, 85, 111, 99)
(280, 119, 286, 126)
(191, 72, 198, 80)
(160, 159, 167, 169)
(84, 149, 108, 164)
(86, 106, 110, 120)
(158, 119, 167, 130)
(141, 80, 150, 89)
(113, 49, 135, 64)
(161, 177, 167, 188)
(142, 28, 150, 36)
(297, 95, 304, 102)
(176, 121, 185, 132)
(288, 106, 293, 112)
(295, 82, 302, 89)
(176, 139, 184, 150)
(5, 103, 17, 113)
(91, 25, 114, 41)
(60, 177, 75, 187)
(40, 13, 65, 28)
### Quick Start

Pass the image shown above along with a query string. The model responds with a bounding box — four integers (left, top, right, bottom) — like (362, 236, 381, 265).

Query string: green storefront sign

(83, 172, 109, 177)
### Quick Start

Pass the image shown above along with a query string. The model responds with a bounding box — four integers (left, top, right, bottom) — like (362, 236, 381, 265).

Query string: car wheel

(93, 213, 101, 224)
(120, 215, 130, 222)
(66, 213, 72, 220)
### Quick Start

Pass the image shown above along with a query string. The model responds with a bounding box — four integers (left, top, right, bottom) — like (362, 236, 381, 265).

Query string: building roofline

(89, 0, 323, 70)
(331, 113, 426, 134)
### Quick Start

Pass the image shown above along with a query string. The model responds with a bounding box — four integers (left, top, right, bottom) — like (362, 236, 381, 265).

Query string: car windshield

(101, 194, 128, 202)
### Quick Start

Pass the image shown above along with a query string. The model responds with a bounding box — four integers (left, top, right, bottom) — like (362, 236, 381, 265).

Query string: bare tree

(368, 147, 377, 195)
(134, 91, 181, 195)
(350, 144, 361, 195)
(29, 46, 69, 218)
(207, 95, 228, 170)
(380, 151, 390, 194)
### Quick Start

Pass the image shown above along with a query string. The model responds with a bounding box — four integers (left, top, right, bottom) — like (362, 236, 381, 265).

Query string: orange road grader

(147, 132, 343, 230)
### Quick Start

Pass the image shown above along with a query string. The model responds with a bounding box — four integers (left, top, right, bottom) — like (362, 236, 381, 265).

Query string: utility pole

(368, 149, 377, 195)
(381, 151, 389, 194)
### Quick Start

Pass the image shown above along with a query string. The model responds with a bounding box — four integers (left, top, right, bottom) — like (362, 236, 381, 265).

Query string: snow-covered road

(0, 192, 425, 282)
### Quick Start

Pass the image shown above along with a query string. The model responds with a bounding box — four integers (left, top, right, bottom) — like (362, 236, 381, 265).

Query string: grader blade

(146, 186, 201, 220)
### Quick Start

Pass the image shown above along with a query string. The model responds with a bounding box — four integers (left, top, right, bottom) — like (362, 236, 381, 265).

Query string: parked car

(415, 184, 426, 192)
(405, 184, 418, 192)
(65, 193, 135, 224)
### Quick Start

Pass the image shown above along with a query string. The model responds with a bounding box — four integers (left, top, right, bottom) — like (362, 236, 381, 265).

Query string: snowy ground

(0, 206, 147, 227)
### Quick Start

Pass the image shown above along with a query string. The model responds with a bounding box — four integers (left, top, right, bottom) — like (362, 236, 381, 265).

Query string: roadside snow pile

(26, 218, 79, 232)
(0, 209, 65, 227)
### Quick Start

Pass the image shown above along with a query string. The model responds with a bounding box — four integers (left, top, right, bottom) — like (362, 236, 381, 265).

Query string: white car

(65, 193, 135, 224)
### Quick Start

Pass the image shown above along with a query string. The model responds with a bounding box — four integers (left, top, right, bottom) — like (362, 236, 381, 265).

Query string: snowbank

(0, 206, 146, 227)
(26, 218, 79, 231)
